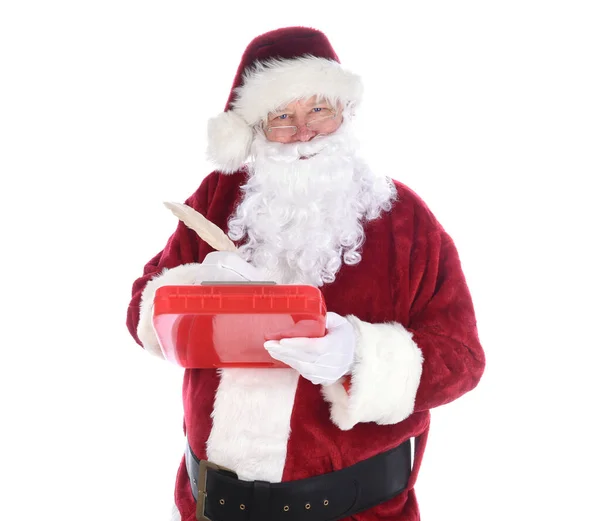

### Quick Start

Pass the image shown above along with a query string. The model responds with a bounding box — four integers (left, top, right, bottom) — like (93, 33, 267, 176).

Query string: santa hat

(206, 26, 363, 173)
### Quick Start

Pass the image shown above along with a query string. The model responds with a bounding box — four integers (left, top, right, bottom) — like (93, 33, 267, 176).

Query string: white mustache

(254, 136, 330, 162)
(250, 118, 356, 163)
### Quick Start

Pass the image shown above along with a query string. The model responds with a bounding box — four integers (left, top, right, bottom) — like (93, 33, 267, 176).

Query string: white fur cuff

(322, 317, 424, 430)
(137, 264, 206, 358)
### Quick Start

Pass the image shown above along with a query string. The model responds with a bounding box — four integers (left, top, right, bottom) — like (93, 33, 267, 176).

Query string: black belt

(185, 439, 412, 521)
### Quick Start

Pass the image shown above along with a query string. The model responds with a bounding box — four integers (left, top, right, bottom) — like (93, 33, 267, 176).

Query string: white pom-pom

(206, 111, 253, 174)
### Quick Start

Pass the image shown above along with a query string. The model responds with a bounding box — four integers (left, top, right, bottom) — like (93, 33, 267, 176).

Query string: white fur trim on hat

(321, 316, 424, 431)
(233, 56, 363, 125)
(206, 56, 362, 173)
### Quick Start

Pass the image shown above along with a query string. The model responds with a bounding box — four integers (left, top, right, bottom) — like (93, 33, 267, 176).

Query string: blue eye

(278, 114, 288, 120)
(313, 107, 322, 113)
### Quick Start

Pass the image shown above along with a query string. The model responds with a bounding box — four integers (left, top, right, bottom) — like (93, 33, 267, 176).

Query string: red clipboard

(152, 284, 327, 368)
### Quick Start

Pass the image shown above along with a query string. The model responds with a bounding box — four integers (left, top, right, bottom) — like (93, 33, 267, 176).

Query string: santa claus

(126, 26, 485, 521)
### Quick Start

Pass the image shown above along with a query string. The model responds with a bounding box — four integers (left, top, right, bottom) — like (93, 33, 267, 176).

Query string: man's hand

(264, 312, 356, 386)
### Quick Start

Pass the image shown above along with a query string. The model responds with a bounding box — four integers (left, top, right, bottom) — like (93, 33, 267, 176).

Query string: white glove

(195, 251, 267, 283)
(264, 312, 356, 386)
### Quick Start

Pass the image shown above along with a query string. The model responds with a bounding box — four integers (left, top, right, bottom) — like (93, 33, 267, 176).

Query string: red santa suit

(126, 27, 485, 521)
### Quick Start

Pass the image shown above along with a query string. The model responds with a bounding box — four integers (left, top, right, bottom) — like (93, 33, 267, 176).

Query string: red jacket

(126, 170, 485, 521)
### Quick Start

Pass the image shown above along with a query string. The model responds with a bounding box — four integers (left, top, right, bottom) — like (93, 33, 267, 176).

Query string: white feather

(163, 201, 237, 252)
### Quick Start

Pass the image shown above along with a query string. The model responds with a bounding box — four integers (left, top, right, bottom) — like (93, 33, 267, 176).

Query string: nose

(294, 124, 317, 142)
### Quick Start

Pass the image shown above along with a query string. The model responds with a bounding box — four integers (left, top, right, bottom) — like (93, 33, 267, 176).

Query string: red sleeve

(405, 215, 485, 412)
(319, 184, 486, 430)
(125, 174, 216, 346)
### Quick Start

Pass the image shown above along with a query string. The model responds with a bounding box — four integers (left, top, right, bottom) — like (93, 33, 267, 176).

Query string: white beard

(227, 120, 396, 287)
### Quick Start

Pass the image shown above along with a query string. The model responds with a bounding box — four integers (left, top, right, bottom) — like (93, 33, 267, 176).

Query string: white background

(1, 1, 599, 520)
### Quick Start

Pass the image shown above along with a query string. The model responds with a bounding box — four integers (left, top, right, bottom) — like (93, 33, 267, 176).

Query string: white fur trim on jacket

(206, 367, 299, 482)
(207, 56, 362, 173)
(137, 264, 206, 358)
(322, 316, 424, 431)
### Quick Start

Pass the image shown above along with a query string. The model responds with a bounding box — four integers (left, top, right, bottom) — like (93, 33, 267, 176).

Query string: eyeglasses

(264, 108, 338, 139)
